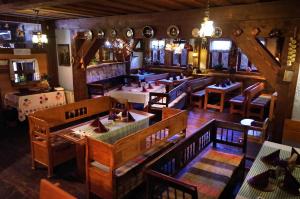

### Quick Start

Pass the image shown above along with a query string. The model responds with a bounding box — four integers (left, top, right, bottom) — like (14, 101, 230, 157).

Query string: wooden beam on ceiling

(40, 7, 101, 18)
(111, 0, 168, 12)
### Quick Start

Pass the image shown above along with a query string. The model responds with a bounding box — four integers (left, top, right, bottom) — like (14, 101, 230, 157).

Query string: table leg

(76, 144, 85, 181)
(220, 93, 225, 112)
(204, 90, 208, 110)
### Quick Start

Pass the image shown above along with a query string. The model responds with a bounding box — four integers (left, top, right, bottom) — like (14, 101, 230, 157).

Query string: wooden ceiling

(0, 0, 280, 20)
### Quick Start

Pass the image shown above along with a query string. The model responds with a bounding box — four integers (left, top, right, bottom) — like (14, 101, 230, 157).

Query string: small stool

(190, 90, 205, 108)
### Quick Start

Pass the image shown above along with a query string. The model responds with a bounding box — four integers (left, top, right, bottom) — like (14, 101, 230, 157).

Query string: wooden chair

(246, 82, 267, 119)
(247, 118, 269, 143)
(282, 119, 300, 147)
(29, 116, 76, 178)
(40, 179, 76, 199)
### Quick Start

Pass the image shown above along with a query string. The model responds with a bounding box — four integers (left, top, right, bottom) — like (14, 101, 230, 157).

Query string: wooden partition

(31, 96, 112, 127)
(86, 108, 188, 199)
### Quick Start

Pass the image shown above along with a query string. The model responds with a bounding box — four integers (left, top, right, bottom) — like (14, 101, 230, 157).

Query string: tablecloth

(106, 83, 165, 107)
(4, 91, 66, 121)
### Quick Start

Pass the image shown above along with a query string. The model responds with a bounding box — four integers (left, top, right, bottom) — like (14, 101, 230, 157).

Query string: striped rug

(177, 149, 243, 199)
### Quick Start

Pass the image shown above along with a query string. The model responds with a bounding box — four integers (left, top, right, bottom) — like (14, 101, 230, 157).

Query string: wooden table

(158, 76, 192, 92)
(57, 109, 154, 179)
(236, 141, 300, 199)
(204, 82, 242, 112)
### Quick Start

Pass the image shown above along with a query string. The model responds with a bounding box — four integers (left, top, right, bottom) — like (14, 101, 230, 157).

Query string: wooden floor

(0, 108, 260, 199)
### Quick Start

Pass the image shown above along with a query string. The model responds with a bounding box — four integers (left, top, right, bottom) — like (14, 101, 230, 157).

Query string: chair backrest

(242, 82, 260, 96)
(246, 82, 264, 102)
(31, 96, 112, 127)
(40, 179, 76, 199)
(110, 97, 131, 111)
(282, 119, 300, 146)
(144, 73, 169, 82)
(187, 77, 214, 92)
(247, 118, 269, 143)
(168, 81, 187, 103)
(87, 83, 104, 98)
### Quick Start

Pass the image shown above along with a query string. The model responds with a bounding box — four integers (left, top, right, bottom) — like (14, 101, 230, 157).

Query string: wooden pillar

(42, 21, 58, 86)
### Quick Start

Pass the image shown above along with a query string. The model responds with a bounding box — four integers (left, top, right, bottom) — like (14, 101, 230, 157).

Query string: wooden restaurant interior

(0, 0, 300, 198)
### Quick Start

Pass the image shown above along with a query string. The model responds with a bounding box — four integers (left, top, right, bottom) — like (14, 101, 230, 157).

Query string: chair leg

(47, 166, 53, 178)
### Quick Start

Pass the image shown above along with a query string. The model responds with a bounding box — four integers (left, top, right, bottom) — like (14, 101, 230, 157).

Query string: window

(150, 39, 165, 65)
(209, 39, 232, 69)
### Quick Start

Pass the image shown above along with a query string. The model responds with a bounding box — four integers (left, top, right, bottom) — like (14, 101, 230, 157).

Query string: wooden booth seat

(148, 81, 188, 112)
(28, 96, 114, 178)
(146, 120, 247, 199)
(229, 82, 260, 116)
(144, 72, 169, 83)
(188, 77, 214, 108)
(86, 108, 188, 199)
(247, 93, 272, 120)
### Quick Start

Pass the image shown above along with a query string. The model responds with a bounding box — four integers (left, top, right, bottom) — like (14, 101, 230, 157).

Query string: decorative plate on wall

(167, 25, 180, 38)
(98, 29, 105, 39)
(110, 29, 117, 38)
(214, 27, 222, 38)
(124, 28, 134, 38)
(192, 28, 200, 38)
(142, 26, 154, 39)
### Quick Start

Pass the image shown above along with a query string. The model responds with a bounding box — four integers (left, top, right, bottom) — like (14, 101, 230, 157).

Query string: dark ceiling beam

(40, 7, 99, 18)
(143, 0, 191, 10)
(111, 0, 168, 12)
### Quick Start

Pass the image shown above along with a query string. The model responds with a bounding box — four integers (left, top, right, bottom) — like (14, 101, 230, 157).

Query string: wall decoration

(84, 30, 93, 40)
(110, 29, 117, 38)
(0, 59, 9, 73)
(287, 37, 297, 66)
(98, 29, 105, 39)
(142, 26, 154, 38)
(124, 27, 134, 38)
(57, 44, 71, 66)
(192, 28, 200, 38)
(214, 27, 223, 38)
(167, 25, 180, 38)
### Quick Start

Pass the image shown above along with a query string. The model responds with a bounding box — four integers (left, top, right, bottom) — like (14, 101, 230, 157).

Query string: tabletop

(58, 110, 151, 145)
(236, 141, 300, 199)
(106, 83, 165, 107)
(206, 82, 242, 92)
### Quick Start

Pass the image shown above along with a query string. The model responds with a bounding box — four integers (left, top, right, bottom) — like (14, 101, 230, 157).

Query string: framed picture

(0, 59, 9, 73)
(57, 44, 71, 66)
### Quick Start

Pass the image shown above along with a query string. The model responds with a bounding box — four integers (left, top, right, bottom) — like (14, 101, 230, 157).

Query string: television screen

(0, 30, 11, 40)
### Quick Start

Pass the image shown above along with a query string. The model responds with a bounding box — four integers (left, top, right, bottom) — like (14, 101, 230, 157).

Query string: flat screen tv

(0, 30, 11, 40)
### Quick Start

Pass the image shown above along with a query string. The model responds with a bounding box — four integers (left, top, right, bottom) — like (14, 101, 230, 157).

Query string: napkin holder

(247, 169, 276, 192)
(261, 149, 280, 166)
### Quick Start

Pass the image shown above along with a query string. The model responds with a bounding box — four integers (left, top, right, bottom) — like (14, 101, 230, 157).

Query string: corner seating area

(146, 119, 247, 199)
(86, 107, 187, 199)
(28, 96, 188, 199)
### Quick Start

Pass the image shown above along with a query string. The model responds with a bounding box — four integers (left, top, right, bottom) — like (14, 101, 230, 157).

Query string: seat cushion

(251, 95, 271, 107)
(177, 149, 243, 199)
(229, 95, 245, 104)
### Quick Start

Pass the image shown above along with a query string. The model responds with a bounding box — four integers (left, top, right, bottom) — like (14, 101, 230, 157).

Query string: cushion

(229, 95, 245, 104)
(251, 96, 271, 107)
(177, 149, 243, 199)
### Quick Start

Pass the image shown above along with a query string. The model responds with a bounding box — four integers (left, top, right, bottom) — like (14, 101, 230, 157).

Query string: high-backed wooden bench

(246, 82, 271, 120)
(86, 108, 188, 199)
(148, 81, 188, 112)
(229, 82, 260, 116)
(146, 120, 247, 199)
(28, 96, 114, 177)
(144, 72, 169, 82)
(188, 77, 214, 108)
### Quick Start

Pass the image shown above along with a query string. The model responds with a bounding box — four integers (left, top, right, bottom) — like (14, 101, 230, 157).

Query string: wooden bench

(229, 82, 260, 116)
(188, 77, 214, 108)
(86, 108, 188, 199)
(144, 72, 169, 83)
(148, 81, 188, 112)
(28, 96, 115, 178)
(40, 179, 76, 199)
(146, 119, 247, 199)
(245, 82, 272, 120)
